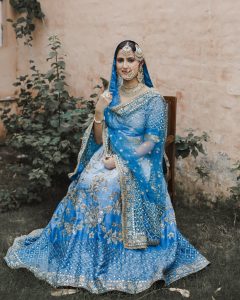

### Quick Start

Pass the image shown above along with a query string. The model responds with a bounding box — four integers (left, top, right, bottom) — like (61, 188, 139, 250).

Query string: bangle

(94, 116, 103, 124)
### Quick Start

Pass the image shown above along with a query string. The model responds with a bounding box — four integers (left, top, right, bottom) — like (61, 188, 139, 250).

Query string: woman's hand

(102, 156, 116, 170)
(95, 91, 113, 117)
(93, 91, 112, 145)
(135, 140, 155, 157)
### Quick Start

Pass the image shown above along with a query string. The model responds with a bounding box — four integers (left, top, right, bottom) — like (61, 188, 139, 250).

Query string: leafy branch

(7, 0, 45, 46)
(175, 131, 209, 159)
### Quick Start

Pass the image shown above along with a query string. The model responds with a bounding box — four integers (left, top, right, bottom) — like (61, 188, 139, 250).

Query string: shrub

(0, 35, 98, 211)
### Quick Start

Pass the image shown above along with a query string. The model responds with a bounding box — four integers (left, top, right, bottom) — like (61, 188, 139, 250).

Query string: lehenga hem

(4, 229, 210, 295)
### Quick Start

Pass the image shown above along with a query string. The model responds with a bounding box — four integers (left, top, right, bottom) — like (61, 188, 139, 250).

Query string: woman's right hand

(95, 91, 113, 115)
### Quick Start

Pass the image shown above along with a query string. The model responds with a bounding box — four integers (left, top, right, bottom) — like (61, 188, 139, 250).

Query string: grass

(0, 190, 239, 300)
(0, 145, 239, 300)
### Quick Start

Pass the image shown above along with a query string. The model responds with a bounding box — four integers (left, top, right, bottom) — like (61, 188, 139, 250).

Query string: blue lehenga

(4, 51, 210, 294)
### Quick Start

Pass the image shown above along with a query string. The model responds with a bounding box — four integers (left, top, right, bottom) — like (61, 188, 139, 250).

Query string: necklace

(120, 83, 145, 97)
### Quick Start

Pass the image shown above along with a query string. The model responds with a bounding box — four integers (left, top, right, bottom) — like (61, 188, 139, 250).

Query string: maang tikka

(121, 42, 144, 62)
(121, 42, 132, 56)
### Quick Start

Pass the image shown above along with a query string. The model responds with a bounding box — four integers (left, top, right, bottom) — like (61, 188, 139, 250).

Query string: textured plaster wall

(0, 1, 17, 98)
(0, 0, 239, 203)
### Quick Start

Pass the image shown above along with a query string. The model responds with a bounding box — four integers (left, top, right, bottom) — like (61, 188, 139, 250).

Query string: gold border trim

(68, 120, 95, 179)
(111, 88, 160, 113)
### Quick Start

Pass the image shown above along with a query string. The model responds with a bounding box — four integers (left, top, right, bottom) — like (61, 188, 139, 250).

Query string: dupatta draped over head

(69, 41, 168, 249)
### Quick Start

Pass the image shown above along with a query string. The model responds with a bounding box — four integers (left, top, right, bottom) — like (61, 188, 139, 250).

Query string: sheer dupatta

(69, 56, 168, 249)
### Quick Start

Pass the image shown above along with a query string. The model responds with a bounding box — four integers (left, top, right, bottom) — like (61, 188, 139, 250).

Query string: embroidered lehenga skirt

(4, 145, 210, 294)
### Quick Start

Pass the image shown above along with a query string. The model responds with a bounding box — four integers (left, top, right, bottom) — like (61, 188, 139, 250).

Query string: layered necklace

(120, 82, 145, 98)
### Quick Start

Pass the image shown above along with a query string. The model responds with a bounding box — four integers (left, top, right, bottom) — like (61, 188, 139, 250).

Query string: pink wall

(0, 0, 239, 203)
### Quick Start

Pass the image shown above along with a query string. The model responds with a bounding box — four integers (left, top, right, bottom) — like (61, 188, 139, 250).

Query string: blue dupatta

(69, 54, 168, 249)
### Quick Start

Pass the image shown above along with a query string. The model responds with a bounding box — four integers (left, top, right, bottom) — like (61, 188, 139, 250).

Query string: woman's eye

(117, 58, 124, 63)
(127, 58, 135, 63)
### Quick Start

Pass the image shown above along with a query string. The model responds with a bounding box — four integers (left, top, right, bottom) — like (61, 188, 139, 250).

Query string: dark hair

(114, 40, 137, 58)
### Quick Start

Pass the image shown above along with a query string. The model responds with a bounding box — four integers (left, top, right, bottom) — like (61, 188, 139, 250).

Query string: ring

(103, 91, 111, 99)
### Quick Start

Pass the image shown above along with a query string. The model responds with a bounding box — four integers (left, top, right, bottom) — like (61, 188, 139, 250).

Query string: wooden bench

(163, 96, 177, 203)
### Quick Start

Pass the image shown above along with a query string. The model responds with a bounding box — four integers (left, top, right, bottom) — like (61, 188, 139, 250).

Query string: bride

(4, 40, 210, 295)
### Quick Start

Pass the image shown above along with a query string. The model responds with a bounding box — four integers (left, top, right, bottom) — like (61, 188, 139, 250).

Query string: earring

(117, 74, 123, 87)
(137, 65, 144, 83)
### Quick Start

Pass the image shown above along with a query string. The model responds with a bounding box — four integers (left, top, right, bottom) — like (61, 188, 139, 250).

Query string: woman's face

(116, 48, 140, 81)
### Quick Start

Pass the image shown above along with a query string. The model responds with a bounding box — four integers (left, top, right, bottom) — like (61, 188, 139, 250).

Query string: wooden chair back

(163, 96, 177, 203)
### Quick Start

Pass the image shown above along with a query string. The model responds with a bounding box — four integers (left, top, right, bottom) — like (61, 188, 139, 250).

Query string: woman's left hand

(102, 156, 116, 170)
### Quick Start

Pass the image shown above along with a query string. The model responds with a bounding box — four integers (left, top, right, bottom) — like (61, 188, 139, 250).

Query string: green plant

(7, 0, 44, 46)
(0, 35, 96, 211)
(229, 161, 240, 204)
(195, 165, 210, 183)
(175, 130, 209, 159)
(231, 160, 240, 180)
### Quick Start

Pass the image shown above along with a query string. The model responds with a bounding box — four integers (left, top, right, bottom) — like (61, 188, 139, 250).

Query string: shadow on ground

(0, 186, 239, 300)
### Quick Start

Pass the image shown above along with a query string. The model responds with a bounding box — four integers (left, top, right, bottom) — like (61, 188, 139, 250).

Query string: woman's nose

(123, 60, 128, 68)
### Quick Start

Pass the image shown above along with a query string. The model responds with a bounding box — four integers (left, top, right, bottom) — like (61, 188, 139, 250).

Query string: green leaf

(57, 61, 65, 68)
(50, 137, 60, 145)
(16, 17, 26, 23)
(100, 77, 109, 89)
(45, 72, 56, 82)
(60, 140, 70, 149)
(49, 119, 59, 128)
(13, 82, 21, 87)
(90, 93, 98, 98)
(54, 81, 64, 90)
(177, 149, 190, 159)
(93, 84, 102, 89)
(176, 142, 189, 151)
(53, 151, 62, 163)
(47, 51, 57, 60)
(191, 148, 198, 158)
(196, 143, 205, 155)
